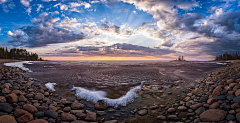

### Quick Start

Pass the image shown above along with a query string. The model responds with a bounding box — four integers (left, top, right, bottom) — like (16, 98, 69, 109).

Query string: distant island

(215, 52, 240, 61)
(175, 56, 186, 61)
(0, 47, 43, 61)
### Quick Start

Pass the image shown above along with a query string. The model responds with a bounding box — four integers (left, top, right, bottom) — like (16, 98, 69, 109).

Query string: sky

(0, 0, 240, 60)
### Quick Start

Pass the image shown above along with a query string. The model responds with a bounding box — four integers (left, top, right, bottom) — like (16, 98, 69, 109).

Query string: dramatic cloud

(8, 13, 87, 47)
(49, 43, 176, 57)
(2, 0, 240, 60)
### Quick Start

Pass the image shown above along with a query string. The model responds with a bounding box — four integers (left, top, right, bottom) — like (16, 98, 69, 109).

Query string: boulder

(5, 93, 18, 103)
(200, 109, 226, 122)
(71, 101, 85, 110)
(85, 111, 96, 121)
(18, 95, 27, 102)
(0, 115, 17, 123)
(14, 108, 28, 117)
(27, 119, 48, 123)
(94, 101, 107, 110)
(34, 93, 44, 100)
(76, 112, 87, 118)
(61, 112, 76, 121)
(17, 113, 33, 123)
(23, 104, 38, 114)
(0, 103, 13, 113)
(0, 96, 6, 103)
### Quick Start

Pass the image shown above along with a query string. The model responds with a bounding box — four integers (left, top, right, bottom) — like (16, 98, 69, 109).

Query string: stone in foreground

(200, 109, 226, 122)
(0, 115, 17, 123)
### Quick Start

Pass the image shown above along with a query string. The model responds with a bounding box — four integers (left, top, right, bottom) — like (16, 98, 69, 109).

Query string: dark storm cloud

(77, 46, 99, 51)
(213, 11, 240, 33)
(8, 13, 87, 47)
(49, 43, 176, 57)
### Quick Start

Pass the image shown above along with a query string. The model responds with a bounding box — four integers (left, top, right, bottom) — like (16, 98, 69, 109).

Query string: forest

(0, 47, 43, 61)
(215, 52, 240, 60)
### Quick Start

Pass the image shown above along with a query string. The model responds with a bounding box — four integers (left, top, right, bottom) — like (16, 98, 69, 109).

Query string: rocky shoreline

(0, 61, 240, 123)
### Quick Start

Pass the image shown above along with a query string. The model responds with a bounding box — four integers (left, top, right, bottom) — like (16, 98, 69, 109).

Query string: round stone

(200, 109, 226, 122)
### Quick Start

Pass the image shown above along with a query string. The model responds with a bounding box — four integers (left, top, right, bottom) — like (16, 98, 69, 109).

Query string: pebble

(23, 104, 38, 114)
(61, 112, 76, 121)
(97, 111, 106, 116)
(167, 115, 178, 120)
(76, 112, 86, 118)
(167, 108, 175, 113)
(190, 103, 202, 110)
(85, 111, 96, 121)
(137, 109, 148, 116)
(178, 106, 187, 111)
(156, 115, 166, 120)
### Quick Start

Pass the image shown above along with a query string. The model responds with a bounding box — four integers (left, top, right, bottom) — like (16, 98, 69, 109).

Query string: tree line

(0, 47, 43, 61)
(215, 52, 240, 60)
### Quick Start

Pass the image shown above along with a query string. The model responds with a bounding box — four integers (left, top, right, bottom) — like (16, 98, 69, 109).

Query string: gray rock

(236, 113, 240, 122)
(214, 95, 226, 100)
(34, 112, 44, 117)
(227, 95, 235, 101)
(200, 97, 208, 102)
(0, 112, 8, 116)
(225, 114, 235, 121)
(44, 110, 58, 119)
(233, 96, 240, 103)
(195, 107, 205, 114)
(0, 103, 13, 113)
(220, 105, 231, 111)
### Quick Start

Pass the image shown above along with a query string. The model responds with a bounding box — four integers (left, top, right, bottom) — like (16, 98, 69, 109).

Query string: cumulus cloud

(8, 12, 87, 47)
(54, 1, 91, 13)
(20, 0, 30, 7)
